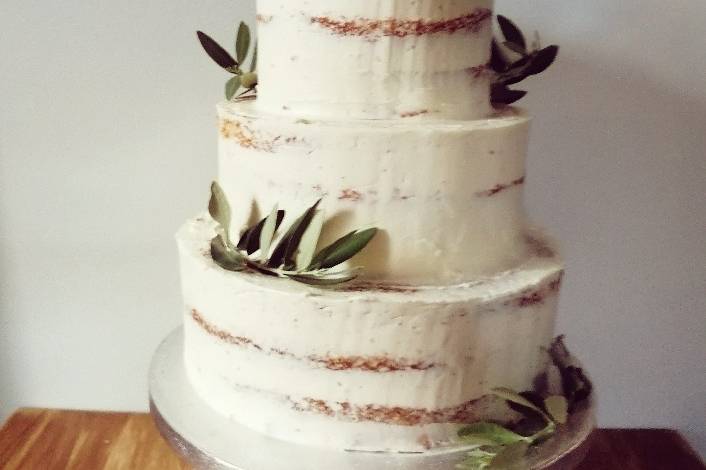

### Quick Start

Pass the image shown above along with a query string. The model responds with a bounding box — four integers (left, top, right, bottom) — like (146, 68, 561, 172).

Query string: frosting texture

(256, 0, 494, 120)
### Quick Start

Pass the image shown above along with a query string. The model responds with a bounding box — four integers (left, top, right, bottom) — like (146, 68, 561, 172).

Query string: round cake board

(150, 328, 595, 470)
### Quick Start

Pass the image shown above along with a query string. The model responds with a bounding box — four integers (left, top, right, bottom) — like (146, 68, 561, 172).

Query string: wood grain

(0, 409, 703, 469)
(0, 409, 190, 469)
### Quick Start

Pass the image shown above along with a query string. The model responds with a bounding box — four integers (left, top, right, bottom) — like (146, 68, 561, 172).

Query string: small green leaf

(239, 210, 285, 255)
(236, 21, 251, 65)
(491, 85, 527, 106)
(225, 76, 241, 100)
(487, 441, 530, 470)
(197, 31, 238, 70)
(211, 236, 245, 271)
(208, 181, 231, 246)
(250, 41, 258, 72)
(287, 270, 359, 286)
(295, 210, 325, 271)
(492, 388, 549, 421)
(310, 228, 378, 270)
(259, 205, 280, 262)
(544, 396, 568, 424)
(282, 200, 322, 270)
(458, 423, 528, 447)
(497, 15, 526, 53)
(267, 200, 321, 268)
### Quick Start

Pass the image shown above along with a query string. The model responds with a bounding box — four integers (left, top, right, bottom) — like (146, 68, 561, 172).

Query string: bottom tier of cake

(177, 216, 565, 452)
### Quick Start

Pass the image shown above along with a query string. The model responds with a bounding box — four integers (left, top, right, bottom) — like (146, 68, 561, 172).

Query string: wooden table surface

(0, 409, 703, 469)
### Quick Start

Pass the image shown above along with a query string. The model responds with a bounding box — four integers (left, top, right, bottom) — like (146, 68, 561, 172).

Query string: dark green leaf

(491, 85, 527, 106)
(525, 45, 559, 76)
(458, 423, 528, 446)
(235, 21, 251, 65)
(211, 236, 245, 271)
(506, 391, 547, 423)
(239, 210, 285, 255)
(309, 230, 356, 270)
(490, 39, 508, 73)
(310, 228, 378, 270)
(283, 200, 322, 270)
(197, 31, 237, 70)
(267, 200, 321, 268)
(225, 76, 241, 100)
(548, 336, 593, 411)
(250, 41, 258, 72)
(208, 181, 231, 245)
(497, 15, 526, 53)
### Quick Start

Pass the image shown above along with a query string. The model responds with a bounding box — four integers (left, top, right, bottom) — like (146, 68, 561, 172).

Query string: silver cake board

(150, 328, 595, 470)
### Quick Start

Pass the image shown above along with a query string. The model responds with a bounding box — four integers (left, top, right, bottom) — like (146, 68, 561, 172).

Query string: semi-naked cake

(177, 0, 590, 457)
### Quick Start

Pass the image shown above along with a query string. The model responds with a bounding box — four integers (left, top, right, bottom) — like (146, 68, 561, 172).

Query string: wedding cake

(176, 0, 591, 460)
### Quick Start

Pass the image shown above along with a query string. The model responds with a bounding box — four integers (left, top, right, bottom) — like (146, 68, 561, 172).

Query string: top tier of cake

(255, 0, 494, 120)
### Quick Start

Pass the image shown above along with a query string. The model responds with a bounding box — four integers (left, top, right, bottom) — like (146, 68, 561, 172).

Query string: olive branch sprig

(456, 337, 592, 470)
(490, 15, 560, 108)
(197, 22, 258, 100)
(208, 182, 378, 286)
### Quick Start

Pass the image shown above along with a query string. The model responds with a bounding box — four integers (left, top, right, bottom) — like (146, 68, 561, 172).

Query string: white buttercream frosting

(178, 217, 564, 451)
(256, 0, 493, 120)
(217, 100, 531, 283)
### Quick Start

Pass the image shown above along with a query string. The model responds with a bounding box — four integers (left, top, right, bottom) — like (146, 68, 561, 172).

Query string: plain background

(1, 0, 705, 458)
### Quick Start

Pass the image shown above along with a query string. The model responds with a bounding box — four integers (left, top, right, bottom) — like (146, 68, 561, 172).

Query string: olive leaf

(497, 15, 526, 53)
(238, 210, 285, 254)
(490, 39, 509, 73)
(235, 21, 251, 65)
(225, 76, 241, 100)
(197, 22, 258, 100)
(491, 85, 527, 106)
(492, 388, 550, 422)
(487, 441, 530, 470)
(295, 210, 325, 271)
(544, 396, 568, 425)
(250, 42, 258, 72)
(525, 45, 559, 76)
(279, 200, 322, 270)
(458, 448, 498, 470)
(548, 336, 593, 411)
(259, 205, 281, 262)
(309, 228, 378, 270)
(204, 186, 377, 285)
(197, 31, 237, 70)
(489, 15, 559, 107)
(209, 181, 231, 245)
(211, 236, 245, 271)
(287, 270, 359, 286)
(458, 423, 529, 447)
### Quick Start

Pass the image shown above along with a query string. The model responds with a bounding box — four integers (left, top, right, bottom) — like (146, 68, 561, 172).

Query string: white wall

(1, 0, 704, 458)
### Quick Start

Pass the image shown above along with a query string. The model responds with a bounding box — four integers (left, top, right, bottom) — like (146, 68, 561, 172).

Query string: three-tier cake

(177, 0, 584, 455)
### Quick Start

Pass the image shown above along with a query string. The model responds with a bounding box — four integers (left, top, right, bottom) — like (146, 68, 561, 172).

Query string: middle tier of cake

(217, 101, 532, 283)
(178, 216, 564, 452)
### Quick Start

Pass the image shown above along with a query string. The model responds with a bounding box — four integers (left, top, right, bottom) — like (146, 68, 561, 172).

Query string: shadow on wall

(0, 224, 21, 421)
(526, 50, 706, 457)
